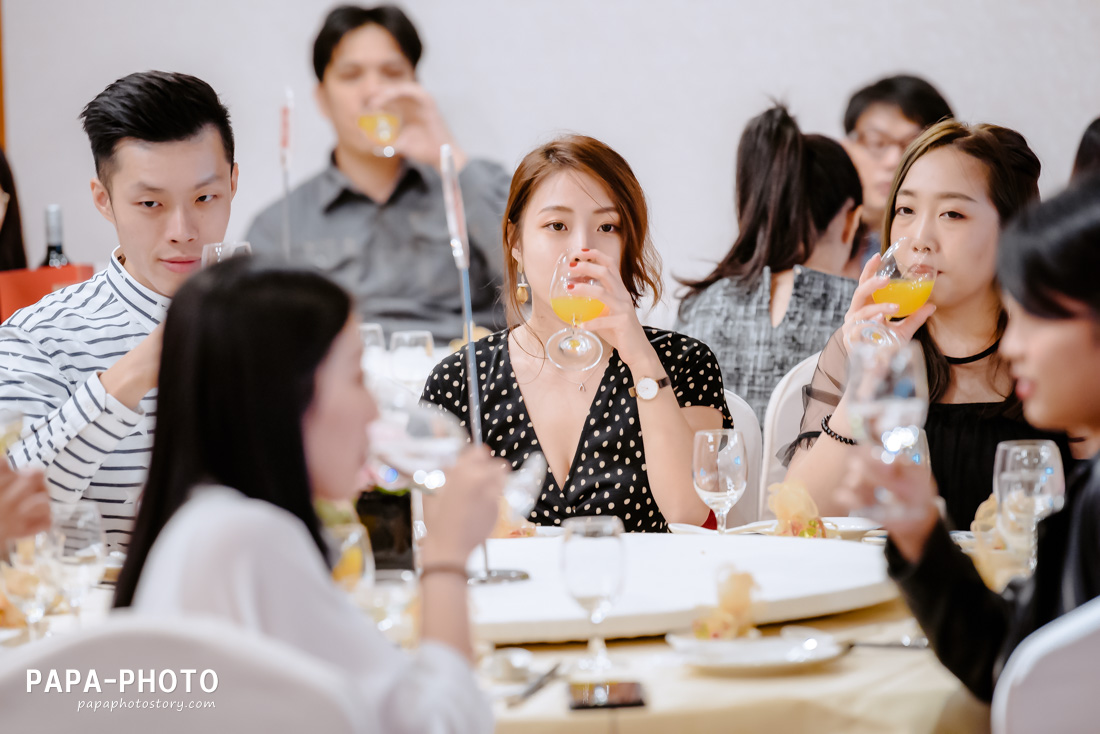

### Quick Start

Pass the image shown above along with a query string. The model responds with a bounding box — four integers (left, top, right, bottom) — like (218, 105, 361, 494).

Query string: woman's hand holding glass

(557, 248, 654, 370)
(844, 240, 937, 351)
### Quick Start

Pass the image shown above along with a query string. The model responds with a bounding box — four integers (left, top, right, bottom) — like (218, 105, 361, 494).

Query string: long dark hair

(680, 105, 862, 301)
(999, 174, 1100, 319)
(0, 148, 26, 271)
(1071, 117, 1100, 182)
(114, 258, 352, 608)
(883, 120, 1040, 405)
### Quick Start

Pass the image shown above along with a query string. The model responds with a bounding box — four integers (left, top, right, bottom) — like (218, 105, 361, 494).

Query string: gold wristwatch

(629, 375, 671, 401)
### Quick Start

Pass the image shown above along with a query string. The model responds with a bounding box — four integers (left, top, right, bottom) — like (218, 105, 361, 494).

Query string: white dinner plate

(667, 523, 715, 536)
(671, 518, 882, 540)
(534, 526, 564, 537)
(666, 630, 846, 673)
(0, 627, 22, 643)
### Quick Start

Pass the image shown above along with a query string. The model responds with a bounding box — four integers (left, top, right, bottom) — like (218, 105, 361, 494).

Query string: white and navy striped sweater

(0, 251, 165, 551)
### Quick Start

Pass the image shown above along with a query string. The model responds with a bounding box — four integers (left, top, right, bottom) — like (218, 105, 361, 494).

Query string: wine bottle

(41, 204, 69, 268)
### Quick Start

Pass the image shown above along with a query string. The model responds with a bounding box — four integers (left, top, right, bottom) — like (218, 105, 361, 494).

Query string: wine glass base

(467, 568, 530, 585)
(547, 328, 603, 372)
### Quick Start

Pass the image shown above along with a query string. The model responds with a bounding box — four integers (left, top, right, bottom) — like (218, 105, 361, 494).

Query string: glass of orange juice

(547, 253, 604, 372)
(357, 109, 401, 158)
(872, 237, 936, 318)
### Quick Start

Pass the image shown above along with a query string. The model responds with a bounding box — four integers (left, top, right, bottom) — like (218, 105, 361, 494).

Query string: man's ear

(90, 178, 115, 225)
(230, 163, 240, 199)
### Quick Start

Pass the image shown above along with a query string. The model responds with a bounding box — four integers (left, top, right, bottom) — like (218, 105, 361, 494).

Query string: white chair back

(759, 352, 819, 519)
(724, 388, 763, 526)
(992, 595, 1100, 734)
(0, 612, 363, 733)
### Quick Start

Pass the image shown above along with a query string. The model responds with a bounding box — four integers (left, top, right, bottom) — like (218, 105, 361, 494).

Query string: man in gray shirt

(246, 5, 508, 341)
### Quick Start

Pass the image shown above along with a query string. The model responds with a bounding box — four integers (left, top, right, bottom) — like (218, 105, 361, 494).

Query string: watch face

(636, 377, 658, 400)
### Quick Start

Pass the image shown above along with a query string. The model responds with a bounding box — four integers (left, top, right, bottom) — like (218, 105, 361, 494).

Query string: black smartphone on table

(356, 487, 414, 570)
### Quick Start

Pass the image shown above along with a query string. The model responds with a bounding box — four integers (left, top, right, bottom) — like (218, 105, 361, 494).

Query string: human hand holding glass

(846, 341, 931, 522)
(547, 253, 605, 371)
(561, 516, 625, 676)
(1, 532, 60, 641)
(358, 107, 402, 158)
(845, 239, 936, 351)
(994, 440, 1064, 574)
(692, 430, 747, 534)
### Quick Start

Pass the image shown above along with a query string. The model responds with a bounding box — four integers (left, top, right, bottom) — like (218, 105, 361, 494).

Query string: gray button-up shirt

(246, 157, 509, 341)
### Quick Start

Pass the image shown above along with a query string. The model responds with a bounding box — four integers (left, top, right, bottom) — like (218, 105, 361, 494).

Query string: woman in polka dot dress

(423, 135, 733, 532)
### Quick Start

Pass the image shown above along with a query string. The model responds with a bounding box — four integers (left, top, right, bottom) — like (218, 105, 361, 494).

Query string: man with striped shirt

(0, 71, 238, 550)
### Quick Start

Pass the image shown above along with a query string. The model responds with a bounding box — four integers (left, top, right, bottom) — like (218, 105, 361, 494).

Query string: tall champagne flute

(994, 440, 1065, 573)
(846, 341, 930, 520)
(547, 253, 604, 372)
(47, 503, 106, 628)
(561, 516, 625, 675)
(692, 430, 747, 534)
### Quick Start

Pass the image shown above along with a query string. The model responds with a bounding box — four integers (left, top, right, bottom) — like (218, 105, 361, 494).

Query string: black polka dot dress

(421, 327, 733, 532)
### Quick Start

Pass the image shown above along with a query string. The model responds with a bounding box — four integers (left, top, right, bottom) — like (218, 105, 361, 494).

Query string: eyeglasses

(849, 130, 919, 160)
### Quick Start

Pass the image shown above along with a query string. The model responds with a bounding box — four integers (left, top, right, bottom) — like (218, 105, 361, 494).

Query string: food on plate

(767, 482, 827, 538)
(692, 566, 757, 639)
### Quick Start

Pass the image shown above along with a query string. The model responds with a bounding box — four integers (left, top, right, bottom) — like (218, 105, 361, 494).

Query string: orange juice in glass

(551, 295, 605, 326)
(873, 237, 935, 318)
(357, 111, 401, 157)
(546, 254, 604, 372)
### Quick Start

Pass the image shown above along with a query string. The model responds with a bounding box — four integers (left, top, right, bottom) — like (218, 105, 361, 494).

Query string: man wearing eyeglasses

(842, 75, 953, 265)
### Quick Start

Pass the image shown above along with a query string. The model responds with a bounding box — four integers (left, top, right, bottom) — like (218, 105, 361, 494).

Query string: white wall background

(4, 0, 1099, 326)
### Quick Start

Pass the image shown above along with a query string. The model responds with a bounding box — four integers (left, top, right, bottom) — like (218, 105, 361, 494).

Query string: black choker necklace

(945, 338, 1001, 365)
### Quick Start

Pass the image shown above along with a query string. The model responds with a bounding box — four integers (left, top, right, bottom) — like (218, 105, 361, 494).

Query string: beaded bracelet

(821, 414, 857, 446)
(419, 563, 469, 581)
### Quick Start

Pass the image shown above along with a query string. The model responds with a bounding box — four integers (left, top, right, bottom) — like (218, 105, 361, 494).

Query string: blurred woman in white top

(113, 256, 504, 733)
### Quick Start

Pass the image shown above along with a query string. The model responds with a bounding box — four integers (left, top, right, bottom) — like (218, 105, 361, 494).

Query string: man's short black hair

(80, 70, 234, 186)
(313, 4, 422, 81)
(843, 74, 954, 134)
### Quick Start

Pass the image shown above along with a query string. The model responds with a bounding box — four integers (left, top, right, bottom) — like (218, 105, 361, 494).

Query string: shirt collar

(105, 247, 171, 328)
(319, 153, 430, 212)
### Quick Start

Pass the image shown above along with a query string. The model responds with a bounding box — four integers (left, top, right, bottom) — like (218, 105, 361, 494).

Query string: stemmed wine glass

(1, 533, 60, 641)
(561, 516, 625, 676)
(546, 253, 605, 371)
(201, 241, 252, 267)
(47, 503, 106, 629)
(847, 237, 935, 350)
(692, 430, 748, 534)
(994, 440, 1065, 574)
(846, 341, 931, 520)
(359, 322, 388, 384)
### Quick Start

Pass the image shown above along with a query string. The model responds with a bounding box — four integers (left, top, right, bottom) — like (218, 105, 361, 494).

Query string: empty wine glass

(367, 384, 467, 493)
(1, 533, 59, 641)
(561, 516, 625, 676)
(847, 341, 930, 521)
(389, 331, 436, 395)
(692, 430, 747, 534)
(994, 440, 1065, 573)
(47, 503, 106, 629)
(502, 452, 549, 522)
(367, 569, 418, 637)
(201, 241, 252, 267)
(546, 253, 604, 372)
(358, 108, 402, 158)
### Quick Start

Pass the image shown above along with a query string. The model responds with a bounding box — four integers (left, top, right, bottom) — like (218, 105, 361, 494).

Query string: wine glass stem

(481, 540, 491, 575)
(588, 629, 610, 669)
(716, 508, 729, 535)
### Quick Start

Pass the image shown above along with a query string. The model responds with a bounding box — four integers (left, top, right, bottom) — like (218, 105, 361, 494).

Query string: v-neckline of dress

(502, 335, 619, 497)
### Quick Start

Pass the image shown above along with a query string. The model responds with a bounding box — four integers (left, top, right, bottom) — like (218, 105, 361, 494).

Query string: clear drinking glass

(47, 503, 106, 629)
(561, 516, 625, 675)
(389, 331, 436, 395)
(692, 429, 747, 534)
(546, 253, 604, 372)
(330, 522, 375, 593)
(994, 440, 1065, 573)
(201, 241, 252, 267)
(846, 237, 935, 351)
(367, 386, 467, 493)
(358, 109, 402, 158)
(846, 341, 930, 521)
(1, 533, 59, 641)
(367, 569, 418, 635)
(359, 323, 388, 385)
(502, 452, 549, 522)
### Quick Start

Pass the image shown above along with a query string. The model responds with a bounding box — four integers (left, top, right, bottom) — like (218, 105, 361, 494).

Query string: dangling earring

(516, 269, 530, 304)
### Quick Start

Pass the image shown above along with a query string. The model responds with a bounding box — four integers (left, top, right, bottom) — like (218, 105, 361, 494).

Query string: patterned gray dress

(675, 265, 856, 421)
